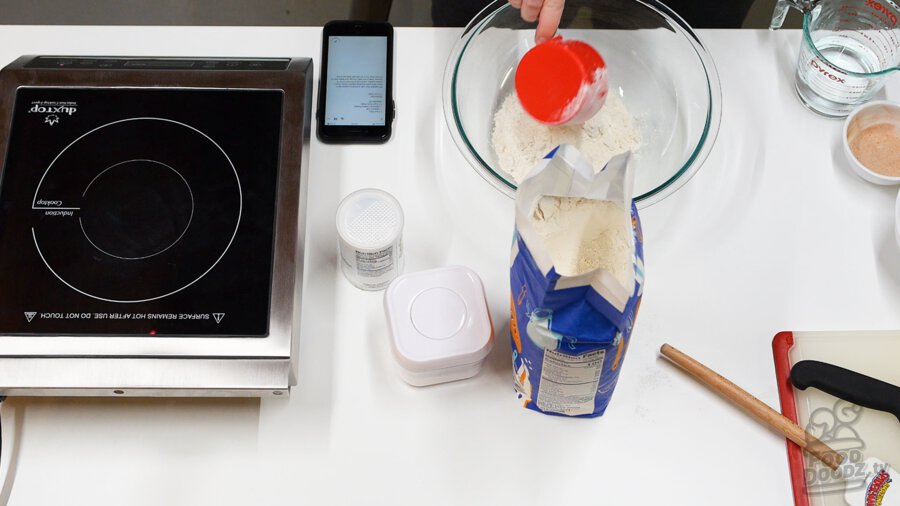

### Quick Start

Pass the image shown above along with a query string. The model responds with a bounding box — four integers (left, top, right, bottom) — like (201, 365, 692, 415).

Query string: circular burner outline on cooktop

(30, 117, 244, 304)
(78, 158, 196, 261)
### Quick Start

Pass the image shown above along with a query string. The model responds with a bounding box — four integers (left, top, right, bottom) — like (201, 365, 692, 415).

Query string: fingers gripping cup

(514, 37, 609, 125)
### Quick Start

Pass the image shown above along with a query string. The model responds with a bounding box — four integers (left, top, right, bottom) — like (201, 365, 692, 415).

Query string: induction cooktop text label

(23, 312, 224, 322)
(34, 199, 73, 216)
(28, 100, 78, 126)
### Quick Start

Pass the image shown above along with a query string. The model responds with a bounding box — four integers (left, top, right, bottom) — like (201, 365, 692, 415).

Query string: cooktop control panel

(24, 56, 291, 71)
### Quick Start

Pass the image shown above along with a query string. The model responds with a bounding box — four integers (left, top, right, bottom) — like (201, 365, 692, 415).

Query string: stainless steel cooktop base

(0, 357, 294, 397)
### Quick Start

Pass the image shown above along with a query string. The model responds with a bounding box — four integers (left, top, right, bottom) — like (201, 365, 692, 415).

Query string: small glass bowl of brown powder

(843, 101, 900, 185)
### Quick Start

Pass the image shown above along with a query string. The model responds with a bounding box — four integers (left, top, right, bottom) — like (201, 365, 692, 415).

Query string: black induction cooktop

(0, 86, 284, 336)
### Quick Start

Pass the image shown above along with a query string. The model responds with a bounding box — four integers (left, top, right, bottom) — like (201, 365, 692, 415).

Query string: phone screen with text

(325, 36, 387, 126)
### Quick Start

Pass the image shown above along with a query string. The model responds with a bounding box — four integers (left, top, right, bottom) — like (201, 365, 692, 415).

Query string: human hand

(508, 0, 565, 43)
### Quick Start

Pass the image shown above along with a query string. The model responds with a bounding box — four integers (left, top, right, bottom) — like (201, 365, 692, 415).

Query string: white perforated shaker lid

(336, 188, 404, 251)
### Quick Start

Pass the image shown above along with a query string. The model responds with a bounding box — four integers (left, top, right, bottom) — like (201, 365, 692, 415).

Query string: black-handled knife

(790, 360, 900, 423)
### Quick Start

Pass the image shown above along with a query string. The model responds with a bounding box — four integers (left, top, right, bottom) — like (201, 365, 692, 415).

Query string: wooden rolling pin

(660, 343, 843, 471)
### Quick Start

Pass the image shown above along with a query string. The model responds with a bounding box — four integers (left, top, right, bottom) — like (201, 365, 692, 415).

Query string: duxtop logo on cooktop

(28, 100, 77, 126)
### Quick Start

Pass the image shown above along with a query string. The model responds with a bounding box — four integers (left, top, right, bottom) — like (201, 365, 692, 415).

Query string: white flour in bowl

(492, 92, 641, 184)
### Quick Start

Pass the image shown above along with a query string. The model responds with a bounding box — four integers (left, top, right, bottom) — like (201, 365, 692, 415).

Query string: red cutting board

(773, 331, 900, 506)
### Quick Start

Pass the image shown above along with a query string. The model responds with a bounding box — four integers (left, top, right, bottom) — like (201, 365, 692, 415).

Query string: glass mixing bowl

(442, 0, 723, 208)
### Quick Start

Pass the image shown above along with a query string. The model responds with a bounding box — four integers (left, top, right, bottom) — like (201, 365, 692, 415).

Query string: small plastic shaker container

(384, 266, 494, 386)
(515, 36, 609, 126)
(336, 188, 404, 291)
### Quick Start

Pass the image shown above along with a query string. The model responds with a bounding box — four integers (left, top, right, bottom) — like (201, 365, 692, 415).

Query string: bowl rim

(842, 100, 900, 186)
(441, 0, 723, 208)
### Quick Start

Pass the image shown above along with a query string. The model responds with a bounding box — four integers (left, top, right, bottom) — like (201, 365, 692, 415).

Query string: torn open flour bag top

(510, 144, 644, 417)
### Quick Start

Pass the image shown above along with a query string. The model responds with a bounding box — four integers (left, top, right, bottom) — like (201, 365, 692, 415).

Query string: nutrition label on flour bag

(536, 349, 605, 416)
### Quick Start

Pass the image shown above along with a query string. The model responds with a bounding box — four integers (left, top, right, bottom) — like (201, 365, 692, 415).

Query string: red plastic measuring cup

(514, 36, 609, 126)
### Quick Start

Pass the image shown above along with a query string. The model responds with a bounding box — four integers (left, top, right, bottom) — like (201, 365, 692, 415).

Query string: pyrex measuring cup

(771, 0, 900, 117)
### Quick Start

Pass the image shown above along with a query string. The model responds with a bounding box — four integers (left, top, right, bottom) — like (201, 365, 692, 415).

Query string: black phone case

(316, 20, 394, 145)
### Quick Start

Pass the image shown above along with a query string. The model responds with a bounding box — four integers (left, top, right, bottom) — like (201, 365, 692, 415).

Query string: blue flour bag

(510, 145, 644, 417)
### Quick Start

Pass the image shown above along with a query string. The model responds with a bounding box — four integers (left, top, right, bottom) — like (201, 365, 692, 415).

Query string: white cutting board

(775, 330, 900, 506)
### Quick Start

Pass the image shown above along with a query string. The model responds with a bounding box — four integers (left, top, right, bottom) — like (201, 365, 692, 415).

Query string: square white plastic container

(383, 266, 494, 386)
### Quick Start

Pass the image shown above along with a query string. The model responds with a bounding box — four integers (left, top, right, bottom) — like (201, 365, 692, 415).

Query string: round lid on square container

(383, 266, 494, 386)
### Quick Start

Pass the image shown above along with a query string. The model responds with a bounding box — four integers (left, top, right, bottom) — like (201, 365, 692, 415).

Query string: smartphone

(317, 21, 394, 144)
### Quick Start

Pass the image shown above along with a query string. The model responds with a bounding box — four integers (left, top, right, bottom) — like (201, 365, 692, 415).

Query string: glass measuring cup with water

(771, 0, 900, 117)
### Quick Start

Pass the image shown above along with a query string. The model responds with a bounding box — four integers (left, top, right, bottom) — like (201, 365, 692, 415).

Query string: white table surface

(0, 25, 898, 506)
